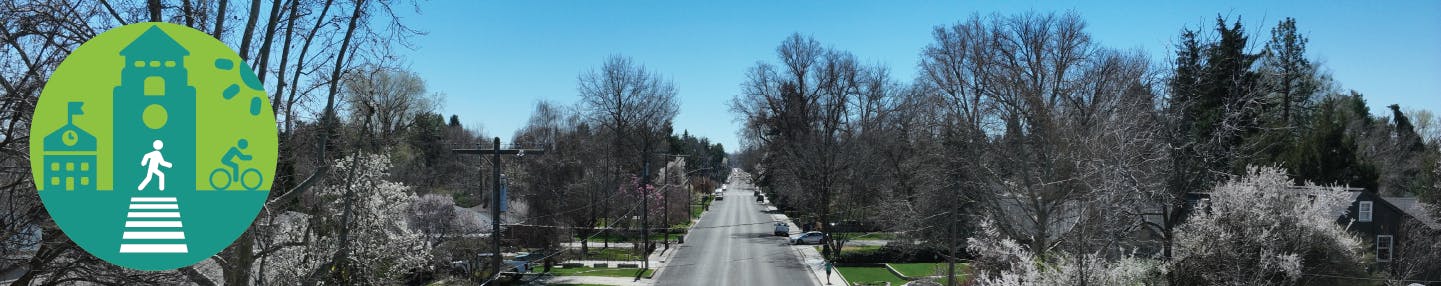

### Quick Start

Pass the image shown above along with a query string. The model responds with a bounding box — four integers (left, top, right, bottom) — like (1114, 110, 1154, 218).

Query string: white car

(790, 231, 825, 245)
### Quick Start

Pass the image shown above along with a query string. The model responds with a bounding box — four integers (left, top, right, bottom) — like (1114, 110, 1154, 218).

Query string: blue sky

(395, 1, 1441, 151)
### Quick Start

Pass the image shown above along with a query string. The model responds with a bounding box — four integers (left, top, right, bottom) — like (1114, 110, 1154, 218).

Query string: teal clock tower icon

(29, 23, 278, 270)
(115, 26, 197, 194)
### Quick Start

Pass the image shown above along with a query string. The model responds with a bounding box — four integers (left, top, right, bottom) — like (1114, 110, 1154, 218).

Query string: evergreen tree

(1286, 94, 1377, 190)
(1167, 16, 1262, 195)
(1261, 17, 1319, 129)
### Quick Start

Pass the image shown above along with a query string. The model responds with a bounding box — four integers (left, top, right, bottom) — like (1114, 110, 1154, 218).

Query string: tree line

(0, 2, 729, 284)
(732, 11, 1441, 286)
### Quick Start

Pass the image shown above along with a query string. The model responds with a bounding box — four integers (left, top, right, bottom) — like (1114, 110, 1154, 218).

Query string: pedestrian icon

(138, 140, 173, 191)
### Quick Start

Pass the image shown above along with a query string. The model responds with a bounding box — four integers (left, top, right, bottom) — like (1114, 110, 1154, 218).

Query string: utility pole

(641, 157, 651, 270)
(641, 153, 688, 270)
(657, 155, 693, 251)
(678, 167, 711, 230)
(453, 137, 543, 282)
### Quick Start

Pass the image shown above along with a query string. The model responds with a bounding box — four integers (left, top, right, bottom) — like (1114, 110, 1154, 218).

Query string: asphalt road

(654, 173, 817, 286)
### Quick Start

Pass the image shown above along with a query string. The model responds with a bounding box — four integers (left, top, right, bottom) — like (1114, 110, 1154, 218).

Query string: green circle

(142, 104, 167, 129)
(27, 22, 277, 271)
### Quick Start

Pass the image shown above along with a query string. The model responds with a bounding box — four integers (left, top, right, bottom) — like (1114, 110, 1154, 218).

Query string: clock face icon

(62, 130, 78, 146)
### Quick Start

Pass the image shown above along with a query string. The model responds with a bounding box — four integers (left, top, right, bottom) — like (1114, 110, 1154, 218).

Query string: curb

(882, 263, 909, 281)
(774, 207, 846, 286)
(832, 265, 851, 286)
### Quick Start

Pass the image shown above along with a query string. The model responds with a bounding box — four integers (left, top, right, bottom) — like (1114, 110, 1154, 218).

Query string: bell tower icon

(114, 26, 196, 192)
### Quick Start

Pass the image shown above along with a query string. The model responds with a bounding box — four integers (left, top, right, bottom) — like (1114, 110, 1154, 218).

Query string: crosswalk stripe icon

(119, 196, 188, 253)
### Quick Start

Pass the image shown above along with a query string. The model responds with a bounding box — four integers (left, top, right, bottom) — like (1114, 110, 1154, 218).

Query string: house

(1172, 187, 1439, 273)
(1337, 193, 1440, 277)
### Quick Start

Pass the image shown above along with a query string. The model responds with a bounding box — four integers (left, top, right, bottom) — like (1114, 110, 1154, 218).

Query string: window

(144, 76, 165, 96)
(1358, 201, 1373, 222)
(1377, 235, 1393, 262)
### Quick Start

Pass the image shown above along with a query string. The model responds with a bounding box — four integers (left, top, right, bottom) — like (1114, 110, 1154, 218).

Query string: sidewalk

(544, 212, 692, 286)
(767, 204, 847, 286)
(532, 275, 649, 285)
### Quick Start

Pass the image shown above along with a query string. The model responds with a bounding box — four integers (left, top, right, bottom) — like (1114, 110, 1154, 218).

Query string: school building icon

(41, 102, 97, 191)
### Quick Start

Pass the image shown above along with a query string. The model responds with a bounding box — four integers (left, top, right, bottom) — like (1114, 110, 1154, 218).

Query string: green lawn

(691, 204, 705, 220)
(888, 262, 968, 278)
(568, 247, 643, 261)
(837, 232, 898, 241)
(573, 231, 685, 243)
(548, 267, 653, 278)
(836, 266, 907, 286)
(814, 244, 882, 256)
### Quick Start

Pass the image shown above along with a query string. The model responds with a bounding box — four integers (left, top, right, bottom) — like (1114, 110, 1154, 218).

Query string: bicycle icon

(209, 139, 262, 190)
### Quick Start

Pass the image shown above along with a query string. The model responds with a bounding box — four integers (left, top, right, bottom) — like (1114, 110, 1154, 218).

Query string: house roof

(1380, 196, 1440, 229)
(992, 198, 1082, 244)
(1329, 191, 1364, 219)
(1184, 189, 1364, 221)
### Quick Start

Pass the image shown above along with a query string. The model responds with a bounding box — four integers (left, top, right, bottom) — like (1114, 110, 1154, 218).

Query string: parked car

(714, 190, 725, 200)
(790, 231, 825, 245)
(774, 222, 790, 236)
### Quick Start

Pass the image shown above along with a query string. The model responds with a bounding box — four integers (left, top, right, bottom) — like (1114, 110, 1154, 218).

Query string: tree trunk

(212, 0, 229, 38)
(271, 0, 298, 118)
(323, 0, 368, 280)
(238, 0, 262, 61)
(181, 0, 194, 26)
(222, 230, 255, 285)
(284, 0, 334, 134)
(253, 0, 283, 82)
(147, 0, 162, 22)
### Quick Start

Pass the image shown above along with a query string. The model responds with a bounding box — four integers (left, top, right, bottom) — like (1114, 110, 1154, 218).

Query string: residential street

(653, 174, 819, 286)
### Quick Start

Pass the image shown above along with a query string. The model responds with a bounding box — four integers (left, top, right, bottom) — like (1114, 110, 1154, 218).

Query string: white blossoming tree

(1170, 167, 1369, 285)
(966, 167, 1375, 286)
(965, 218, 1166, 286)
(260, 153, 430, 285)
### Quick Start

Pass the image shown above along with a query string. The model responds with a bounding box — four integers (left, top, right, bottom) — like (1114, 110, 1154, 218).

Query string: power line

(478, 199, 644, 285)
(505, 186, 635, 222)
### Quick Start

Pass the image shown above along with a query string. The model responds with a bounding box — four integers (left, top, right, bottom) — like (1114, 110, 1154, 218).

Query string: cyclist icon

(209, 139, 262, 190)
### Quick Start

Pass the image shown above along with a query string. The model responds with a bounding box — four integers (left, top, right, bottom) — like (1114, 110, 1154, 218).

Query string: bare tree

(576, 54, 679, 252)
(731, 33, 899, 261)
(339, 65, 440, 145)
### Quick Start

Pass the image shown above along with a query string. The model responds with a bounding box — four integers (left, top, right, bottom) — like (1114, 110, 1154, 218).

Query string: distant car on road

(790, 231, 825, 245)
(714, 190, 724, 200)
(774, 222, 790, 236)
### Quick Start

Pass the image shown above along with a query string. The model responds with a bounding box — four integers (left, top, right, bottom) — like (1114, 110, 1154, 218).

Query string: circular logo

(28, 22, 277, 270)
